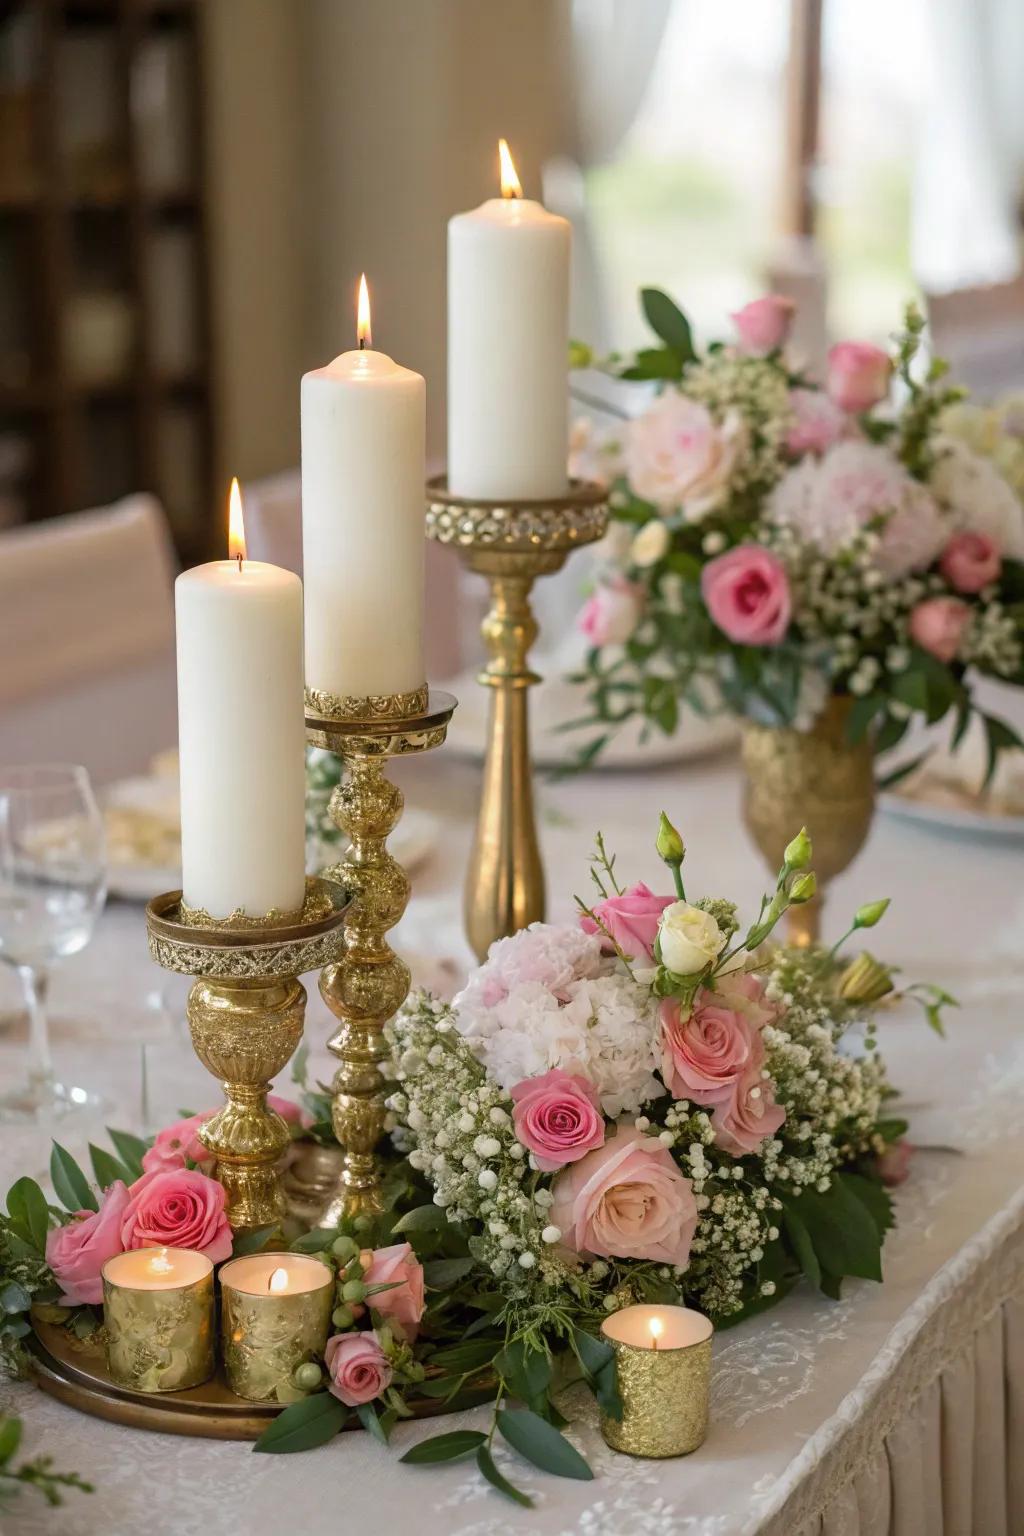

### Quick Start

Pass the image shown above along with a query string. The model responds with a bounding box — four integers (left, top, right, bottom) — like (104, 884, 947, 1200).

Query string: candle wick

(236, 553, 243, 573)
(359, 337, 366, 351)
(652, 1336, 659, 1351)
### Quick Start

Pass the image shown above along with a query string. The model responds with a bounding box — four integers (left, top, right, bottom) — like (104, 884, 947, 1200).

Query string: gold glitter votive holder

(219, 1253, 334, 1402)
(102, 1248, 215, 1393)
(600, 1305, 713, 1458)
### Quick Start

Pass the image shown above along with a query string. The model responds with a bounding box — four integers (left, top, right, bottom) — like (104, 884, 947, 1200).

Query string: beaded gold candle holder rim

(304, 687, 458, 752)
(425, 473, 609, 553)
(146, 875, 350, 977)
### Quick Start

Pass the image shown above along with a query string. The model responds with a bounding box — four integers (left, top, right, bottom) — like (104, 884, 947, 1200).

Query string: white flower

(658, 902, 726, 975)
(930, 437, 1024, 557)
(541, 1225, 561, 1244)
(630, 520, 671, 567)
(626, 392, 747, 520)
(569, 416, 625, 489)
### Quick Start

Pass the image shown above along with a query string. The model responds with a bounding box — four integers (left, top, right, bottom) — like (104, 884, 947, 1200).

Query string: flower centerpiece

(568, 294, 1024, 931)
(1, 820, 951, 1508)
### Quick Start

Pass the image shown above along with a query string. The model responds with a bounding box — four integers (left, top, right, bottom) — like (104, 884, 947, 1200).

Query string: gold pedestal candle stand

(145, 878, 348, 1230)
(425, 476, 608, 961)
(302, 686, 456, 1226)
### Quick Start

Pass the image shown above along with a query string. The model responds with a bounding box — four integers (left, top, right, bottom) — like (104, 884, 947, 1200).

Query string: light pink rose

(714, 1066, 786, 1156)
(878, 1140, 914, 1187)
(940, 531, 1002, 593)
(660, 990, 763, 1105)
(826, 341, 892, 414)
(120, 1169, 232, 1263)
(785, 388, 848, 456)
(510, 1069, 606, 1172)
(550, 1124, 698, 1269)
(908, 596, 971, 663)
(325, 1330, 393, 1407)
(626, 392, 746, 518)
(579, 881, 674, 960)
(731, 295, 795, 355)
(142, 1113, 213, 1174)
(363, 1242, 425, 1341)
(701, 545, 791, 645)
(578, 576, 644, 647)
(45, 1181, 130, 1306)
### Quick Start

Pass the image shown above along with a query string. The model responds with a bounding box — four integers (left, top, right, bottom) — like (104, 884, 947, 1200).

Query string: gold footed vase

(740, 697, 876, 945)
(304, 687, 456, 1225)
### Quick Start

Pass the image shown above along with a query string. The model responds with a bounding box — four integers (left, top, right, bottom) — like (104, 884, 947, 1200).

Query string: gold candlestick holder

(145, 878, 348, 1230)
(425, 476, 608, 960)
(302, 686, 456, 1225)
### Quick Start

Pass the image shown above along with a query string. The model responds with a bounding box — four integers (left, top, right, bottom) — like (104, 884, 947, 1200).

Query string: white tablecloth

(2, 749, 1023, 1536)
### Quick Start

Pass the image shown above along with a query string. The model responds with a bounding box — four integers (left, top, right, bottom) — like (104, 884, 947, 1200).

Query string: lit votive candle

(102, 1247, 214, 1392)
(600, 1304, 713, 1458)
(219, 1253, 333, 1402)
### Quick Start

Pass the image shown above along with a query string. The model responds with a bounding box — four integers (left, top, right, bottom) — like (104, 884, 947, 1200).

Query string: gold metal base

(305, 690, 456, 1225)
(29, 1319, 491, 1441)
(426, 475, 609, 961)
(740, 697, 876, 945)
(145, 878, 349, 1229)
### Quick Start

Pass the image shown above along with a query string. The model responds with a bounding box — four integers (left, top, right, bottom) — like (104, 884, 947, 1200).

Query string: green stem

(670, 865, 685, 901)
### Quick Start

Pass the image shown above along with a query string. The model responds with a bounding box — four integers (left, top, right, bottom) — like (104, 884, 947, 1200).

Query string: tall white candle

(447, 139, 571, 501)
(175, 481, 306, 918)
(301, 276, 426, 702)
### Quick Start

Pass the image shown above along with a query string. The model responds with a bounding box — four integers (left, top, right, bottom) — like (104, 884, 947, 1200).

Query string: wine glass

(0, 764, 108, 1119)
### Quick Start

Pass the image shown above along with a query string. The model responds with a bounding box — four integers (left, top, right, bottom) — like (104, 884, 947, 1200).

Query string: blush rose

(878, 1140, 914, 1187)
(142, 1096, 305, 1175)
(325, 1331, 393, 1407)
(908, 596, 971, 663)
(940, 531, 1001, 593)
(550, 1124, 698, 1269)
(626, 392, 745, 518)
(701, 545, 791, 645)
(578, 576, 645, 648)
(120, 1169, 233, 1263)
(510, 1069, 606, 1172)
(826, 341, 892, 414)
(731, 295, 795, 355)
(713, 1067, 786, 1156)
(363, 1242, 425, 1340)
(45, 1180, 130, 1306)
(660, 990, 762, 1105)
(579, 881, 674, 960)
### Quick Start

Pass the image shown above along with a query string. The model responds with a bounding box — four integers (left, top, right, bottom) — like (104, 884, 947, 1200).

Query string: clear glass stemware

(0, 764, 108, 1119)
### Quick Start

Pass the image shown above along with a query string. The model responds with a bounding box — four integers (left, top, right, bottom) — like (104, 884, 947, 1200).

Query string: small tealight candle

(219, 1253, 333, 1402)
(600, 1304, 713, 1458)
(102, 1247, 215, 1392)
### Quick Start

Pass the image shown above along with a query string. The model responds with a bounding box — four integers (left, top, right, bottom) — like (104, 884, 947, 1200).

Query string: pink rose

(701, 545, 791, 645)
(940, 531, 1001, 594)
(826, 342, 892, 414)
(626, 392, 746, 518)
(550, 1124, 698, 1269)
(660, 989, 763, 1105)
(785, 388, 847, 456)
(363, 1242, 425, 1341)
(45, 1181, 130, 1306)
(120, 1169, 232, 1263)
(578, 576, 644, 648)
(878, 1140, 913, 1187)
(325, 1330, 392, 1407)
(510, 1069, 606, 1172)
(579, 881, 674, 960)
(908, 596, 971, 663)
(714, 1066, 786, 1156)
(142, 1112, 213, 1174)
(731, 295, 795, 355)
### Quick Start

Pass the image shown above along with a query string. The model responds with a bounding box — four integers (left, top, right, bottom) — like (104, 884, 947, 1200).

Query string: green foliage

(496, 1408, 594, 1481)
(0, 1415, 93, 1507)
(5, 1180, 51, 1255)
(476, 1444, 533, 1507)
(779, 1172, 889, 1294)
(49, 1145, 96, 1215)
(252, 1392, 347, 1454)
(401, 1429, 486, 1464)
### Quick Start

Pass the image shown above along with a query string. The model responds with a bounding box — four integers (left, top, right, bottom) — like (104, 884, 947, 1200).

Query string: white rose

(630, 520, 671, 567)
(626, 392, 746, 520)
(657, 901, 725, 975)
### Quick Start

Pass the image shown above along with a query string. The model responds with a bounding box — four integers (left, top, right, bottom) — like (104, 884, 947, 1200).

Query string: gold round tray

(29, 1321, 494, 1441)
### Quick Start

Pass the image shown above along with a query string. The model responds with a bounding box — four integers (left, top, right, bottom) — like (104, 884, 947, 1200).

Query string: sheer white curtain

(913, 0, 1024, 292)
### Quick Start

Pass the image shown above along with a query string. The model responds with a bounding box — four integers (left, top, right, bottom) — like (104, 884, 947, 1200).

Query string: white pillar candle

(175, 481, 307, 918)
(447, 139, 571, 501)
(301, 276, 426, 702)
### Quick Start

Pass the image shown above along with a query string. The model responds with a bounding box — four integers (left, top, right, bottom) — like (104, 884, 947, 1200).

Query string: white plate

(880, 789, 1024, 841)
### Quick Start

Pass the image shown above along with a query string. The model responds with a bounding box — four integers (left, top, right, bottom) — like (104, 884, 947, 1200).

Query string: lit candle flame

(148, 1248, 173, 1276)
(268, 1266, 289, 1294)
(227, 477, 246, 566)
(357, 273, 372, 349)
(498, 138, 522, 200)
(649, 1316, 664, 1350)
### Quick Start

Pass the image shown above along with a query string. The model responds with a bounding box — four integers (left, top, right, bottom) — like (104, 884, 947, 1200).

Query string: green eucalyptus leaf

(289, 1227, 339, 1254)
(476, 1444, 534, 1507)
(496, 1408, 594, 1481)
(50, 1143, 98, 1214)
(6, 1177, 52, 1253)
(252, 1392, 346, 1454)
(400, 1429, 486, 1465)
(0, 1282, 32, 1314)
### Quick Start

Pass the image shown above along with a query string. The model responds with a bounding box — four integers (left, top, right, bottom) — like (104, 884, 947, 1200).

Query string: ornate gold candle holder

(600, 1305, 713, 1459)
(145, 877, 349, 1231)
(219, 1253, 334, 1402)
(102, 1248, 215, 1393)
(425, 476, 608, 961)
(303, 686, 456, 1225)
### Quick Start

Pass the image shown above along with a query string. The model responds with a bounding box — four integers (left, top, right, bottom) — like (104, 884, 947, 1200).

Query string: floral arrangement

(1, 820, 949, 1509)
(569, 293, 1024, 779)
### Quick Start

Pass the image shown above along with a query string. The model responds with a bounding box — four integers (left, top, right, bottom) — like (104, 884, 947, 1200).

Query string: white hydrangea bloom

(929, 436, 1024, 557)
